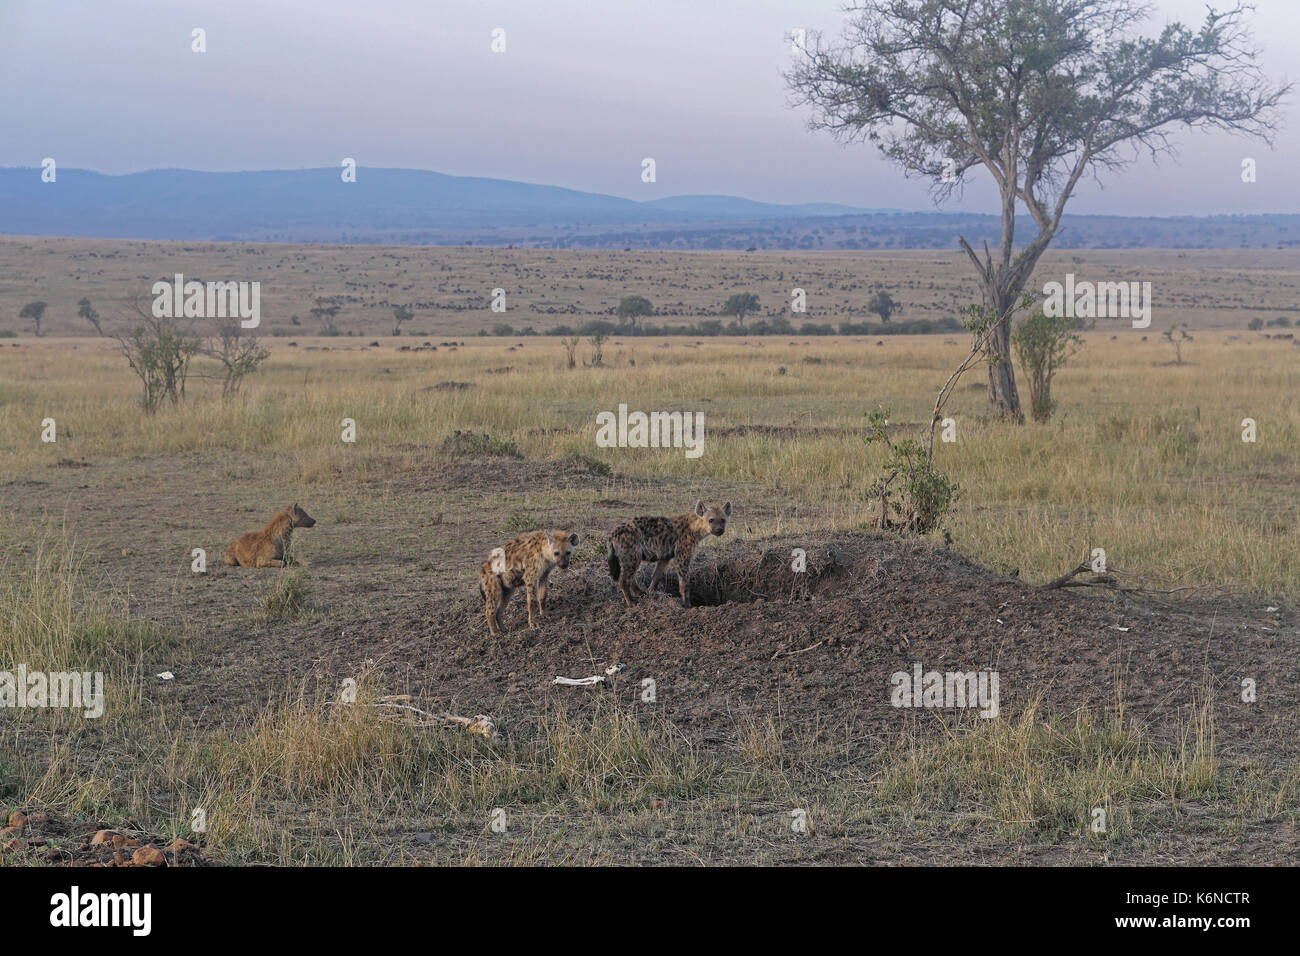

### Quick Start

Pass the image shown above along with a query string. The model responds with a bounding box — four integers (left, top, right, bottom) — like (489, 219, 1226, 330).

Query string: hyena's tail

(607, 550, 620, 581)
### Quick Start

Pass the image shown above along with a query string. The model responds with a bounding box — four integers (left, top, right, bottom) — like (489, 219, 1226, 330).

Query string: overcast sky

(2, 0, 1296, 215)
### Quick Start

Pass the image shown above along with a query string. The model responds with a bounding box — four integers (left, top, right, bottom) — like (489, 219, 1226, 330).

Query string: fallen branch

(771, 640, 825, 661)
(1041, 562, 1100, 590)
(1040, 563, 1227, 596)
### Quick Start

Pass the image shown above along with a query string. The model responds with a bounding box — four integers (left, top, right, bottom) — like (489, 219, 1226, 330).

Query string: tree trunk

(983, 286, 1024, 423)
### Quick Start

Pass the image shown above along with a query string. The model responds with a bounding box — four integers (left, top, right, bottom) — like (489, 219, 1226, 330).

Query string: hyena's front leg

(676, 550, 693, 608)
(536, 580, 548, 618)
(525, 583, 540, 628)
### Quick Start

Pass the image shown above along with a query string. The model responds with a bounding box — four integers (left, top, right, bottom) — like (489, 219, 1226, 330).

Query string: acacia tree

(722, 292, 760, 328)
(867, 289, 900, 323)
(77, 298, 105, 336)
(1162, 321, 1193, 364)
(392, 304, 414, 336)
(309, 302, 342, 335)
(616, 295, 653, 331)
(788, 0, 1288, 421)
(20, 301, 47, 337)
(200, 320, 271, 396)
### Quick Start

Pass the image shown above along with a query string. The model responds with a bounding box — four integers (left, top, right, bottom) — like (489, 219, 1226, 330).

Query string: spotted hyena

(607, 500, 730, 608)
(224, 503, 316, 568)
(478, 529, 580, 635)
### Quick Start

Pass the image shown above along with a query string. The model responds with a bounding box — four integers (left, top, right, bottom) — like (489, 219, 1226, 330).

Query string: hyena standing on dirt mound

(607, 500, 730, 608)
(478, 530, 581, 635)
(224, 503, 316, 568)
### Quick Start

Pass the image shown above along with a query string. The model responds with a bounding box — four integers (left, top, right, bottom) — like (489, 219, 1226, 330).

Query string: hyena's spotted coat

(478, 529, 580, 635)
(607, 500, 730, 608)
(224, 503, 316, 568)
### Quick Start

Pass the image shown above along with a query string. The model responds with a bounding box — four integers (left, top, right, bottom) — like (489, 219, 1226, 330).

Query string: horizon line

(6, 165, 1299, 220)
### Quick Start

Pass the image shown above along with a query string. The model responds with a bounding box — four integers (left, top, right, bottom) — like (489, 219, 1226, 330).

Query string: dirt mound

(680, 543, 872, 605)
(321, 532, 1294, 763)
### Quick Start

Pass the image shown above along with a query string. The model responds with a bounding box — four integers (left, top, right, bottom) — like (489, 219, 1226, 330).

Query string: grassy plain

(0, 240, 1297, 865)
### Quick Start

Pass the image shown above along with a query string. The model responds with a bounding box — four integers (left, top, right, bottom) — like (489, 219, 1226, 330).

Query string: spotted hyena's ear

(694, 499, 706, 516)
(568, 532, 581, 547)
(722, 502, 731, 517)
(545, 529, 554, 549)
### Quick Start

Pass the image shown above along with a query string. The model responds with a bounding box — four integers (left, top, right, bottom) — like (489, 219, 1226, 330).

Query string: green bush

(1012, 311, 1083, 423)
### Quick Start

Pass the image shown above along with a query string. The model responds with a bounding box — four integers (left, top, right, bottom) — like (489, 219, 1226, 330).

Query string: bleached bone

(554, 664, 624, 686)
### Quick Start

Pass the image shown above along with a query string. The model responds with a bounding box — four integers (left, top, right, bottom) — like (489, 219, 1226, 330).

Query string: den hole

(636, 546, 863, 606)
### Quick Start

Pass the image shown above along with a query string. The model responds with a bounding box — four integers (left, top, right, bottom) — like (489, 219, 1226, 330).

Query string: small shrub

(116, 309, 199, 413)
(568, 454, 612, 476)
(440, 431, 522, 458)
(865, 407, 957, 535)
(1012, 310, 1084, 423)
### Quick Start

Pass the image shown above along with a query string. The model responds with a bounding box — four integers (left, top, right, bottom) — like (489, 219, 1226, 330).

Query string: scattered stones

(132, 845, 166, 867)
(7, 811, 27, 829)
(3, 817, 207, 867)
(165, 838, 198, 856)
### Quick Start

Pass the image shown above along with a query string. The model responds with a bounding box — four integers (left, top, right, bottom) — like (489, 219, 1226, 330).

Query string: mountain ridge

(1, 166, 1296, 250)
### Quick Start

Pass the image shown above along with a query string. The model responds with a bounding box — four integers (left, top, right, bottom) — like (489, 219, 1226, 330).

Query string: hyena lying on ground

(224, 503, 316, 568)
(478, 530, 580, 635)
(607, 500, 730, 608)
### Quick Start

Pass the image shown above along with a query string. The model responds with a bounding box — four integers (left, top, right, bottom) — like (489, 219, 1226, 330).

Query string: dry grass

(3, 333, 1296, 597)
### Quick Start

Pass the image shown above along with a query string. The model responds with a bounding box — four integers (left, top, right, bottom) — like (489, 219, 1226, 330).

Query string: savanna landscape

(2, 0, 1299, 910)
(1, 239, 1297, 866)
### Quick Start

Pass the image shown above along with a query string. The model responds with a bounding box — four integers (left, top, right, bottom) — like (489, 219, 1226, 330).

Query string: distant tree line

(484, 316, 963, 338)
(479, 289, 951, 337)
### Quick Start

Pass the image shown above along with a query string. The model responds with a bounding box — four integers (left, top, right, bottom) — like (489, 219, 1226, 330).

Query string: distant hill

(1, 166, 1297, 250)
(0, 166, 879, 240)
